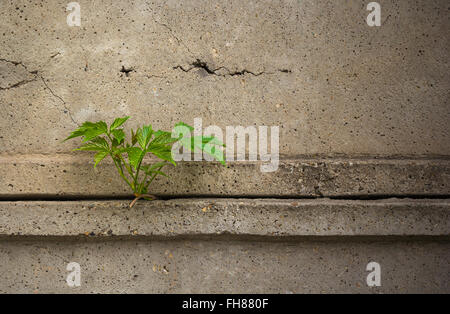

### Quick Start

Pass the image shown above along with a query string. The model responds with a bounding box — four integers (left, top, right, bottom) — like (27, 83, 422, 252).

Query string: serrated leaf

(76, 121, 109, 142)
(126, 147, 144, 169)
(73, 137, 109, 152)
(111, 129, 125, 145)
(147, 144, 176, 165)
(64, 121, 97, 141)
(178, 135, 225, 165)
(151, 130, 178, 145)
(96, 121, 108, 133)
(137, 125, 154, 149)
(110, 116, 130, 131)
(94, 151, 108, 168)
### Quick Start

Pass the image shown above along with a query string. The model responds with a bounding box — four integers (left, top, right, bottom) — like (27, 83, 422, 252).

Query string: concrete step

(1, 199, 449, 237)
(0, 198, 448, 293)
(1, 156, 449, 197)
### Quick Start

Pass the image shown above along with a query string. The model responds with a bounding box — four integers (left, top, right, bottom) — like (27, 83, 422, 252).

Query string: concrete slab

(0, 0, 448, 156)
(0, 199, 449, 237)
(1, 156, 448, 197)
(0, 238, 448, 293)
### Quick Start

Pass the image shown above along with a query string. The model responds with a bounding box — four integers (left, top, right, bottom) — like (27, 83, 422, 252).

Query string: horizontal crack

(1, 194, 449, 202)
(0, 78, 38, 90)
(173, 59, 292, 77)
(0, 59, 38, 90)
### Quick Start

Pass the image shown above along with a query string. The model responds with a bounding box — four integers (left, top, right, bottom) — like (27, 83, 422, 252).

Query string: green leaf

(94, 151, 108, 168)
(126, 147, 144, 169)
(147, 144, 176, 165)
(137, 125, 154, 149)
(178, 135, 226, 165)
(175, 122, 194, 132)
(64, 121, 97, 141)
(141, 164, 168, 178)
(148, 161, 168, 170)
(203, 143, 226, 165)
(96, 121, 108, 133)
(111, 129, 125, 145)
(74, 143, 105, 152)
(151, 130, 178, 145)
(67, 120, 109, 143)
(148, 170, 168, 177)
(73, 137, 109, 152)
(110, 116, 130, 131)
(201, 136, 225, 147)
(130, 129, 138, 146)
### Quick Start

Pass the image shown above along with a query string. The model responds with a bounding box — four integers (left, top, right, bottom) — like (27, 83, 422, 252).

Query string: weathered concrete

(0, 0, 449, 156)
(1, 156, 449, 197)
(0, 238, 449, 293)
(0, 0, 449, 294)
(1, 199, 449, 237)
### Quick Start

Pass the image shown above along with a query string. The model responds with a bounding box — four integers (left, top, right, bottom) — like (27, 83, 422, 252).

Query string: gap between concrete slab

(1, 194, 450, 202)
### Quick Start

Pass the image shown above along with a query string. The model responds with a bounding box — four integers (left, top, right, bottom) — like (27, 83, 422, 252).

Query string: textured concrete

(1, 156, 449, 197)
(0, 238, 449, 293)
(0, 0, 449, 294)
(1, 199, 449, 237)
(0, 0, 449, 156)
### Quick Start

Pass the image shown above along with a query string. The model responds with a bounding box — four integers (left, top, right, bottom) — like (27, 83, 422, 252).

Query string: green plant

(64, 117, 225, 207)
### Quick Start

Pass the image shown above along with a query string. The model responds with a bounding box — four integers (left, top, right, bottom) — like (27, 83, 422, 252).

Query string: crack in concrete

(173, 59, 292, 77)
(0, 58, 39, 90)
(0, 57, 78, 126)
(0, 77, 38, 90)
(38, 75, 78, 126)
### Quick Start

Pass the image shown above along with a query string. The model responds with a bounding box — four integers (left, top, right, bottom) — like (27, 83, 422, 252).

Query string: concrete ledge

(1, 155, 449, 197)
(1, 199, 449, 237)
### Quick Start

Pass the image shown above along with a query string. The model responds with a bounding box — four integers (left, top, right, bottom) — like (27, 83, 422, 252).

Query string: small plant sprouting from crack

(120, 65, 135, 77)
(64, 117, 226, 207)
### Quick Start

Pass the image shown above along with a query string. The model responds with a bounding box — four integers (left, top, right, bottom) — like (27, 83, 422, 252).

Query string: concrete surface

(0, 238, 448, 293)
(1, 199, 449, 237)
(0, 0, 448, 156)
(1, 156, 449, 197)
(0, 0, 449, 294)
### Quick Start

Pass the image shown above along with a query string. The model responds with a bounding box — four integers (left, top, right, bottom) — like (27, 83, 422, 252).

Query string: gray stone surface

(0, 0, 449, 156)
(0, 238, 448, 293)
(0, 0, 449, 294)
(1, 199, 449, 237)
(1, 156, 449, 197)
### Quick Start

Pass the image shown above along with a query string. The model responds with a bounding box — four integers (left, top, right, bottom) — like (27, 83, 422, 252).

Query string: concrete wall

(0, 0, 449, 293)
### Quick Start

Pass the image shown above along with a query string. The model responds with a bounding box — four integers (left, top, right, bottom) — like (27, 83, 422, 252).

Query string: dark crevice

(173, 59, 292, 77)
(0, 58, 38, 90)
(0, 194, 449, 202)
(0, 78, 37, 90)
(120, 65, 135, 77)
(1, 234, 449, 243)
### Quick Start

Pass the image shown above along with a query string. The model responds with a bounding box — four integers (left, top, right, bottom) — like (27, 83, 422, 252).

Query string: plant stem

(129, 193, 158, 208)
